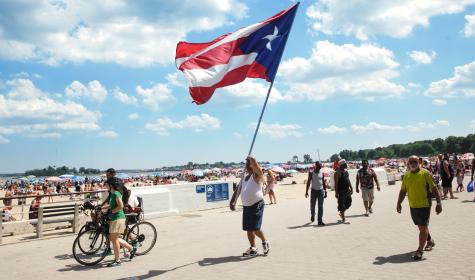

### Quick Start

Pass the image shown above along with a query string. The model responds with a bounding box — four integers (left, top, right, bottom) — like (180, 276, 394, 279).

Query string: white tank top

(240, 174, 264, 207)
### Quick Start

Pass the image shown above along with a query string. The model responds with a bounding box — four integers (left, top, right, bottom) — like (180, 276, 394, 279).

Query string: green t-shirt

(401, 169, 436, 208)
(109, 191, 125, 221)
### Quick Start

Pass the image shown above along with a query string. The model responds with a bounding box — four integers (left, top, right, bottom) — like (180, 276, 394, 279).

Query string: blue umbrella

(59, 174, 74, 179)
(72, 175, 85, 182)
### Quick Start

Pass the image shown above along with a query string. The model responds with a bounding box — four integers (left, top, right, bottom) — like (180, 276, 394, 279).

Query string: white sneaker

(365, 210, 369, 217)
(243, 247, 258, 257)
(262, 241, 270, 255)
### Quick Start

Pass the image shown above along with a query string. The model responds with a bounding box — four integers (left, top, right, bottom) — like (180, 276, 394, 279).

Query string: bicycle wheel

(77, 226, 104, 255)
(73, 229, 109, 266)
(126, 221, 157, 255)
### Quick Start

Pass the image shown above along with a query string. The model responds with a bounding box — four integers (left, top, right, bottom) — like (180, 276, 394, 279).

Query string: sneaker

(129, 247, 137, 260)
(369, 208, 373, 214)
(107, 260, 121, 267)
(242, 247, 258, 257)
(262, 241, 270, 255)
(365, 210, 369, 217)
(318, 222, 326, 226)
(310, 215, 315, 223)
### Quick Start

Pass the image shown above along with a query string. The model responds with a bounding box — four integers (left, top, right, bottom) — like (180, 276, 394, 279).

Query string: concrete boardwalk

(1, 177, 475, 280)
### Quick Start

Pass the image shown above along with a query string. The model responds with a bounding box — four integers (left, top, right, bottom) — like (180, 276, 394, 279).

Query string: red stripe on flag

(188, 61, 269, 104)
(178, 38, 246, 71)
(175, 34, 229, 59)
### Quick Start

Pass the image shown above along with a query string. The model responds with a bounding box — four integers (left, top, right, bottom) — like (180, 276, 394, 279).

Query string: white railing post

(36, 207, 43, 238)
(0, 212, 3, 245)
(73, 203, 79, 233)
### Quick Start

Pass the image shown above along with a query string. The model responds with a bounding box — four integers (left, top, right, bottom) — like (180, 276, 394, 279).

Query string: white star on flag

(263, 26, 280, 51)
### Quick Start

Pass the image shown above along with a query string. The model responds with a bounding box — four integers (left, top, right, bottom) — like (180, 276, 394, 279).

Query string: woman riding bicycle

(104, 177, 137, 267)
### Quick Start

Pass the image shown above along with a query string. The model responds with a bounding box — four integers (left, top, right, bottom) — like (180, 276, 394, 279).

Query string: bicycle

(72, 198, 157, 266)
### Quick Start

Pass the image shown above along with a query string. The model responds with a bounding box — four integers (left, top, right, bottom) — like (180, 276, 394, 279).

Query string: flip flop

(424, 240, 435, 251)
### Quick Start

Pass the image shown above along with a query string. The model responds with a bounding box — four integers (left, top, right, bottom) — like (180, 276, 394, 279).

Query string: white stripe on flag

(182, 53, 258, 87)
(175, 21, 268, 68)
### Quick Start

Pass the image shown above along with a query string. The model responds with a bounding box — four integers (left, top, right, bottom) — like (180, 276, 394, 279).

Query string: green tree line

(25, 166, 101, 176)
(330, 134, 475, 161)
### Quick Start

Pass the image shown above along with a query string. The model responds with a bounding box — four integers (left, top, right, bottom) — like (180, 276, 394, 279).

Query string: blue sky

(1, 0, 475, 173)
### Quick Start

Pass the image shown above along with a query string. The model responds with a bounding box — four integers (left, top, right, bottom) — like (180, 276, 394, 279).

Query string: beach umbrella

(271, 166, 285, 173)
(59, 174, 74, 179)
(203, 169, 212, 174)
(46, 176, 62, 182)
(212, 167, 221, 173)
(286, 169, 298, 174)
(192, 169, 204, 177)
(72, 175, 85, 182)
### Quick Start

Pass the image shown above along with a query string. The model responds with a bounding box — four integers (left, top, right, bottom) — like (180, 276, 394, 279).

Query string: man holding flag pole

(175, 2, 299, 256)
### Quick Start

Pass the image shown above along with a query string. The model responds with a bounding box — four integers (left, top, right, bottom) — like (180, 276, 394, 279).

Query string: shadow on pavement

(118, 262, 196, 280)
(57, 263, 107, 272)
(287, 222, 312, 229)
(373, 252, 421, 265)
(346, 214, 367, 218)
(54, 254, 74, 260)
(461, 200, 475, 203)
(198, 255, 254, 266)
(288, 221, 343, 229)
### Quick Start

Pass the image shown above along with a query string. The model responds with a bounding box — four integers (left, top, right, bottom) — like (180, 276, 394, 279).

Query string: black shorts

(410, 207, 430, 226)
(442, 177, 453, 189)
(242, 200, 264, 231)
(337, 193, 352, 211)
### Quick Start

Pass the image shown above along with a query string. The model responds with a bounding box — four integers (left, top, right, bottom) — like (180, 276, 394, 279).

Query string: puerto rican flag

(175, 3, 299, 105)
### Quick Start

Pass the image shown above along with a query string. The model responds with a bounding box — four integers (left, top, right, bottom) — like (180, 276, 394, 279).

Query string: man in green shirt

(397, 155, 442, 261)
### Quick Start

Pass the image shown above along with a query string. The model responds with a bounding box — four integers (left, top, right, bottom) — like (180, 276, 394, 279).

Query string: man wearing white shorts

(356, 160, 380, 216)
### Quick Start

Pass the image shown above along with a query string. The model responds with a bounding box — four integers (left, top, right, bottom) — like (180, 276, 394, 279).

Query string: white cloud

(318, 125, 347, 135)
(0, 1, 248, 67)
(166, 72, 187, 89)
(0, 78, 102, 140)
(409, 50, 436, 64)
(65, 80, 108, 103)
(145, 113, 220, 136)
(279, 41, 405, 101)
(220, 79, 284, 107)
(432, 99, 447, 106)
(98, 130, 118, 138)
(307, 0, 475, 40)
(128, 113, 140, 120)
(249, 122, 303, 139)
(136, 83, 174, 111)
(113, 88, 137, 105)
(0, 135, 9, 144)
(464, 14, 475, 37)
(425, 60, 475, 98)
(351, 120, 449, 134)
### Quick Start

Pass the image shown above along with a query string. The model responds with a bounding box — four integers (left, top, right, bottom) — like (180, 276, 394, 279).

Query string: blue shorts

(242, 200, 264, 231)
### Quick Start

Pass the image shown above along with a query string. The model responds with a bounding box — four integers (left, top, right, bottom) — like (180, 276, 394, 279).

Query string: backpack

(120, 181, 130, 206)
